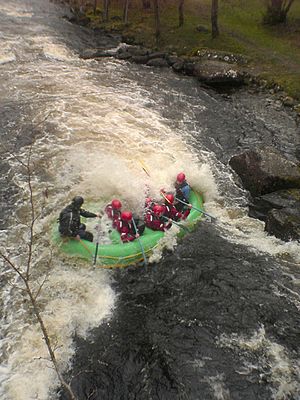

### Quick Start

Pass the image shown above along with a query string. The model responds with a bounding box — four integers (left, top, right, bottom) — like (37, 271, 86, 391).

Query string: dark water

(63, 224, 300, 400)
(1, 1, 300, 399)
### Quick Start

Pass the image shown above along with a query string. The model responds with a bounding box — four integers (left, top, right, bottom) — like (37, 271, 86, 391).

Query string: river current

(0, 1, 300, 399)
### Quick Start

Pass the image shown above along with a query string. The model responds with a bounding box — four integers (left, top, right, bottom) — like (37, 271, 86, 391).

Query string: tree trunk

(123, 0, 129, 23)
(141, 0, 151, 9)
(153, 0, 160, 43)
(264, 0, 295, 24)
(103, 0, 109, 21)
(93, 0, 97, 15)
(211, 0, 219, 38)
(178, 0, 184, 27)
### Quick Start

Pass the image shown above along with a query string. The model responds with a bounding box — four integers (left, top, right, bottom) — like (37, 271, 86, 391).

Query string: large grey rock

(148, 52, 166, 60)
(265, 208, 300, 242)
(131, 55, 149, 64)
(229, 148, 300, 196)
(193, 60, 244, 86)
(249, 189, 300, 221)
(172, 60, 184, 72)
(146, 58, 169, 68)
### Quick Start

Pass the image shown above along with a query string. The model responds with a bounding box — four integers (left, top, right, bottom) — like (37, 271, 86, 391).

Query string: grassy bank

(85, 0, 300, 100)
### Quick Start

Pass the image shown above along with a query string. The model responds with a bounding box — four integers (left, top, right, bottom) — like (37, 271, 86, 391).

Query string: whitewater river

(1, 0, 300, 399)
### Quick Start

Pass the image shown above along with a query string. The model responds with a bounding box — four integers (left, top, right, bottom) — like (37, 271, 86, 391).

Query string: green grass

(85, 0, 300, 99)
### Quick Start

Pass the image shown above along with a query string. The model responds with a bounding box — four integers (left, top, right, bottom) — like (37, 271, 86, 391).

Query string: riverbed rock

(166, 55, 181, 66)
(229, 148, 300, 196)
(193, 60, 244, 87)
(146, 58, 169, 68)
(80, 49, 113, 59)
(116, 45, 149, 60)
(148, 52, 166, 60)
(249, 189, 300, 221)
(265, 207, 300, 241)
(172, 60, 184, 72)
(131, 55, 149, 64)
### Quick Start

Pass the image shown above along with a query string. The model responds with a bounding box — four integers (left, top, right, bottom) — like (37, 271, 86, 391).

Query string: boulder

(80, 49, 113, 59)
(249, 189, 300, 221)
(193, 60, 244, 87)
(131, 55, 150, 64)
(229, 148, 300, 196)
(166, 55, 181, 66)
(183, 62, 195, 76)
(146, 58, 169, 68)
(265, 208, 300, 242)
(172, 60, 184, 72)
(147, 52, 166, 60)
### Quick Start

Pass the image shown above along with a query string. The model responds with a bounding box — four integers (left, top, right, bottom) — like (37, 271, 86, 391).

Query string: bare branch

(1, 144, 77, 400)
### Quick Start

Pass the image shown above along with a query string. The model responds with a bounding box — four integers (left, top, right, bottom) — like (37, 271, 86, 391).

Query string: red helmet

(111, 199, 122, 210)
(121, 211, 132, 221)
(153, 205, 164, 216)
(177, 172, 185, 183)
(165, 193, 174, 204)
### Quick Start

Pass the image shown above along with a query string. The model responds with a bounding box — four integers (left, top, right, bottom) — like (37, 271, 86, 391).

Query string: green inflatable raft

(52, 190, 204, 269)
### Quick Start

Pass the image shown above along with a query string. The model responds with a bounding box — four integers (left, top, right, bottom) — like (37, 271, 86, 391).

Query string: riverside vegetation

(63, 0, 300, 106)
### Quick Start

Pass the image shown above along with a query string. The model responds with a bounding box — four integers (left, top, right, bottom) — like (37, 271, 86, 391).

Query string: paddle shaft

(93, 242, 99, 265)
(132, 218, 148, 266)
(175, 197, 215, 220)
(162, 216, 190, 232)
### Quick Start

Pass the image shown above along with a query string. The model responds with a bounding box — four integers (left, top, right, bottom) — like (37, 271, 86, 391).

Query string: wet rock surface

(61, 224, 300, 399)
(193, 60, 245, 87)
(229, 148, 300, 197)
(230, 149, 300, 241)
(265, 207, 300, 241)
(249, 189, 300, 221)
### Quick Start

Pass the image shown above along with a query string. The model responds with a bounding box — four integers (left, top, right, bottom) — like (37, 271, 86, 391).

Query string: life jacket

(175, 179, 191, 202)
(144, 210, 171, 231)
(116, 219, 136, 242)
(163, 203, 182, 221)
(105, 204, 121, 228)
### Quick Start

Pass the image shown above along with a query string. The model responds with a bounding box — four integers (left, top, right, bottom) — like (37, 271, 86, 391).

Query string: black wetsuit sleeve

(80, 209, 97, 218)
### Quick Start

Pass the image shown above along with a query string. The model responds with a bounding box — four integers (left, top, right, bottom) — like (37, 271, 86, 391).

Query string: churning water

(0, 0, 300, 399)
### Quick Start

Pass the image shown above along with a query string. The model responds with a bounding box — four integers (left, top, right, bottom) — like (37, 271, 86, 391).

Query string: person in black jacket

(58, 196, 100, 242)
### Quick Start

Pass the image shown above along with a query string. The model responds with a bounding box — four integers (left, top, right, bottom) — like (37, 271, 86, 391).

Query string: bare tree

(178, 0, 184, 27)
(103, 0, 110, 21)
(93, 0, 97, 15)
(0, 145, 77, 400)
(211, 0, 219, 38)
(153, 0, 160, 42)
(141, 0, 151, 9)
(123, 0, 129, 23)
(263, 0, 295, 24)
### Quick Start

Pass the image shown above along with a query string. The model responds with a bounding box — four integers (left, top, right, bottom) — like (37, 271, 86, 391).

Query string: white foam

(0, 264, 115, 400)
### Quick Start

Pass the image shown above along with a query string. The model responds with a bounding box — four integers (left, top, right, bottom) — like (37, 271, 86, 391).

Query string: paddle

(93, 224, 102, 266)
(175, 197, 216, 221)
(93, 212, 104, 266)
(162, 216, 191, 233)
(139, 159, 151, 177)
(132, 218, 148, 266)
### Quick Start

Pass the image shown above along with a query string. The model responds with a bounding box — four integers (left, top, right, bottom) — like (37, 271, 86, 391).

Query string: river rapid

(0, 1, 300, 399)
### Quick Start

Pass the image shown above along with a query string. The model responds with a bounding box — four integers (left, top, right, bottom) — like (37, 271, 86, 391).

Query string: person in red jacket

(162, 193, 182, 221)
(116, 211, 139, 242)
(144, 204, 172, 231)
(105, 199, 122, 228)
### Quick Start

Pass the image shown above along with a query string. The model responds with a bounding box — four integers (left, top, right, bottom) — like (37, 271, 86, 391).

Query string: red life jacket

(105, 204, 121, 228)
(116, 219, 136, 242)
(144, 211, 171, 231)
